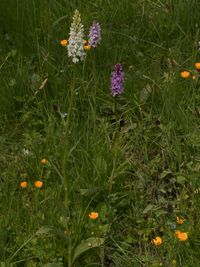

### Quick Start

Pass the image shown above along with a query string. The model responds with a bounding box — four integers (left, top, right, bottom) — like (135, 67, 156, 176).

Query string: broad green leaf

(35, 226, 52, 236)
(176, 176, 186, 184)
(80, 187, 104, 196)
(13, 96, 25, 102)
(143, 204, 154, 214)
(72, 237, 104, 264)
(160, 170, 172, 179)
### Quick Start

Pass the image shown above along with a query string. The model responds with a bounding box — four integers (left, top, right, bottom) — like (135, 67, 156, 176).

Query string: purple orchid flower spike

(88, 21, 101, 47)
(110, 64, 125, 96)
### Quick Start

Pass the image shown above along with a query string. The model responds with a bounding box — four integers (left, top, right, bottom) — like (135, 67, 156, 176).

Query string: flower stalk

(62, 65, 76, 210)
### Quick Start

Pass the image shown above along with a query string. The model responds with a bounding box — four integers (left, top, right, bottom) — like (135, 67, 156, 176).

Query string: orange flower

(35, 180, 43, 188)
(180, 71, 190, 79)
(195, 62, 200, 70)
(41, 158, 47, 165)
(60, 39, 68, 47)
(192, 75, 196, 80)
(151, 236, 162, 246)
(151, 236, 163, 246)
(175, 230, 188, 241)
(88, 212, 99, 220)
(20, 181, 28, 188)
(84, 45, 91, 51)
(176, 216, 185, 225)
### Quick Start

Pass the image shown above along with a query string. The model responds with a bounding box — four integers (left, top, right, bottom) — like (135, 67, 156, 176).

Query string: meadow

(1, 0, 200, 266)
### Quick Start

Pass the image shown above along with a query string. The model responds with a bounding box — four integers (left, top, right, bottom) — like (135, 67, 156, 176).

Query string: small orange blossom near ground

(151, 236, 162, 246)
(41, 158, 47, 165)
(180, 71, 190, 79)
(176, 216, 185, 225)
(60, 39, 68, 47)
(175, 230, 188, 241)
(88, 212, 99, 220)
(20, 181, 28, 188)
(195, 62, 200, 70)
(35, 180, 43, 188)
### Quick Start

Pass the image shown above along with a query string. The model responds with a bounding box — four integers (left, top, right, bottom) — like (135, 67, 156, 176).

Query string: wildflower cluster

(60, 11, 126, 97)
(60, 10, 126, 96)
(21, 180, 43, 188)
(151, 215, 188, 247)
(60, 10, 101, 63)
(175, 216, 188, 241)
(180, 62, 200, 80)
(20, 158, 48, 189)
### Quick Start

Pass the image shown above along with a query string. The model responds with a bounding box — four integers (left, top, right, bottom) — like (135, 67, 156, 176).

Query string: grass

(1, 0, 200, 266)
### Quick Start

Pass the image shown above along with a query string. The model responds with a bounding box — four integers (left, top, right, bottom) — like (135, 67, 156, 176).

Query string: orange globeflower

(195, 62, 200, 70)
(151, 236, 162, 246)
(20, 181, 28, 188)
(60, 39, 68, 47)
(41, 158, 47, 165)
(84, 45, 91, 51)
(176, 216, 185, 225)
(175, 230, 188, 241)
(35, 180, 43, 188)
(180, 71, 190, 79)
(88, 212, 99, 220)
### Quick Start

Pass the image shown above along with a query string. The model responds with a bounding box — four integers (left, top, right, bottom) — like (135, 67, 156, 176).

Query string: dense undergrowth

(0, 0, 200, 266)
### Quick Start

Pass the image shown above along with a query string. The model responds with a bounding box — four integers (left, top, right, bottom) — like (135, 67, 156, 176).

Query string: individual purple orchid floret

(110, 64, 125, 96)
(88, 21, 101, 47)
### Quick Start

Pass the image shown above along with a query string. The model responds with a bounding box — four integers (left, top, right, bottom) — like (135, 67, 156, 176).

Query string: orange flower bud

(41, 158, 47, 165)
(180, 71, 190, 79)
(60, 39, 68, 47)
(176, 216, 185, 225)
(35, 180, 43, 188)
(20, 181, 28, 188)
(84, 45, 91, 51)
(88, 212, 99, 220)
(195, 62, 200, 70)
(175, 230, 188, 241)
(151, 236, 162, 246)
